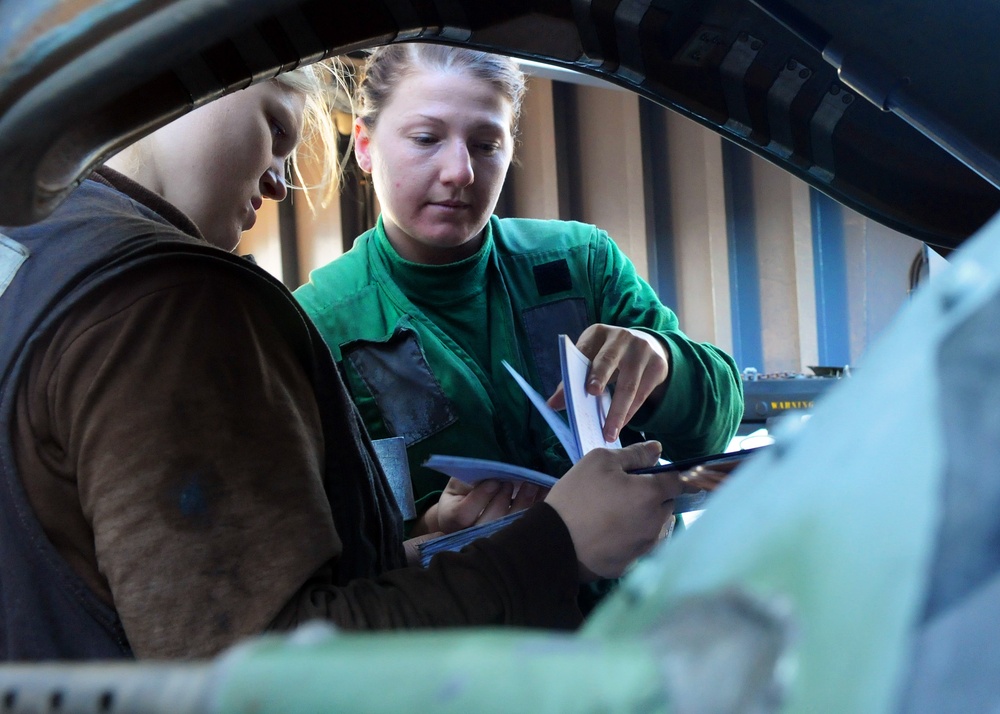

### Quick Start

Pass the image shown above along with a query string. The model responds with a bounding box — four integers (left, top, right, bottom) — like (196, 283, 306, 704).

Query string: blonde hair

(356, 43, 527, 138)
(277, 58, 351, 210)
(109, 61, 348, 210)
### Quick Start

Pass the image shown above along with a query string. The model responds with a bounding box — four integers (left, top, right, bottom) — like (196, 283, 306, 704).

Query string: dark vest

(0, 176, 404, 660)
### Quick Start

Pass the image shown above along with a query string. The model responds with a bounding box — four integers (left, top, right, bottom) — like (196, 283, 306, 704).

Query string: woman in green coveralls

(295, 44, 744, 540)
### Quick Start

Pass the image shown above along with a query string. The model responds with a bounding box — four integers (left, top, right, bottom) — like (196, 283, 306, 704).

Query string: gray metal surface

(0, 0, 997, 246)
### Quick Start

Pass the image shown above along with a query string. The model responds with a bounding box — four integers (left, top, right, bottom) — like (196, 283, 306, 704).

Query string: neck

(104, 143, 160, 196)
(384, 229, 486, 266)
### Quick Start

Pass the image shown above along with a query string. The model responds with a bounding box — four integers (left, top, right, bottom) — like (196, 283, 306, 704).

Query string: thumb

(546, 383, 566, 411)
(403, 532, 443, 567)
(615, 440, 662, 472)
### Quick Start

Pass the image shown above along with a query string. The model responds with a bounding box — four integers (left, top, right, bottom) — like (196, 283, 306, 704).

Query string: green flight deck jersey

(295, 216, 743, 516)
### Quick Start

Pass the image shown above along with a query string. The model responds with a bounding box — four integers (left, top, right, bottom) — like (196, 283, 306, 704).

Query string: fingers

(479, 482, 545, 522)
(545, 383, 566, 411)
(612, 440, 663, 473)
(547, 441, 678, 581)
(438, 477, 544, 534)
(655, 471, 685, 502)
(611, 442, 685, 502)
(593, 440, 681, 503)
(602, 360, 663, 442)
(658, 514, 676, 542)
(476, 482, 516, 524)
(441, 477, 474, 498)
(576, 325, 618, 394)
(575, 325, 670, 442)
(456, 480, 511, 526)
(509, 482, 545, 513)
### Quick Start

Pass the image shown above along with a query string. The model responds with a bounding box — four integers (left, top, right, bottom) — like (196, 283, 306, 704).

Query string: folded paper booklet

(418, 335, 754, 564)
(416, 511, 526, 568)
(423, 335, 617, 487)
(499, 335, 622, 462)
(422, 455, 557, 489)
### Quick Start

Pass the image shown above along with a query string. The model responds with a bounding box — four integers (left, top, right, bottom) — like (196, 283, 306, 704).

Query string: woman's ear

(354, 118, 373, 173)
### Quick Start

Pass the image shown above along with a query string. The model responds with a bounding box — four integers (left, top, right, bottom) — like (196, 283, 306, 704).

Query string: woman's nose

(439, 142, 474, 187)
(260, 166, 288, 202)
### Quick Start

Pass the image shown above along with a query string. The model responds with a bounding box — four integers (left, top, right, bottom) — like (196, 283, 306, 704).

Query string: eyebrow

(405, 113, 508, 134)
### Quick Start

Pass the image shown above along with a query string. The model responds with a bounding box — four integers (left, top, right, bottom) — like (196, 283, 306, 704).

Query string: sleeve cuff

(477, 502, 582, 629)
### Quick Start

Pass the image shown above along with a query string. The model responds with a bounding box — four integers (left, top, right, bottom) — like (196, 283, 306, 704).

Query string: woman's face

(141, 81, 305, 251)
(354, 67, 515, 265)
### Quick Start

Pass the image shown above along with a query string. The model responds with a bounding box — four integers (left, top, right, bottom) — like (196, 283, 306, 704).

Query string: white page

(560, 335, 621, 455)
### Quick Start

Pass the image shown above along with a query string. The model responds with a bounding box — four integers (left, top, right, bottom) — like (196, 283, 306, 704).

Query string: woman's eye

(476, 142, 501, 155)
(270, 117, 287, 139)
(411, 134, 437, 146)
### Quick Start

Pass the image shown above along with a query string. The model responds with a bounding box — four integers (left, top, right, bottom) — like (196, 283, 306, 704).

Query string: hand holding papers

(557, 334, 623, 457)
(419, 336, 620, 564)
(416, 511, 526, 566)
(418, 335, 757, 565)
(498, 334, 620, 464)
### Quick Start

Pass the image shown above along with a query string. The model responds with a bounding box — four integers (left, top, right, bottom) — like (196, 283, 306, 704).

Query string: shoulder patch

(533, 259, 572, 296)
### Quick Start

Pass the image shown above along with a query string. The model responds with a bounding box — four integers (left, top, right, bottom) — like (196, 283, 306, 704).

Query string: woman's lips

(244, 197, 262, 230)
